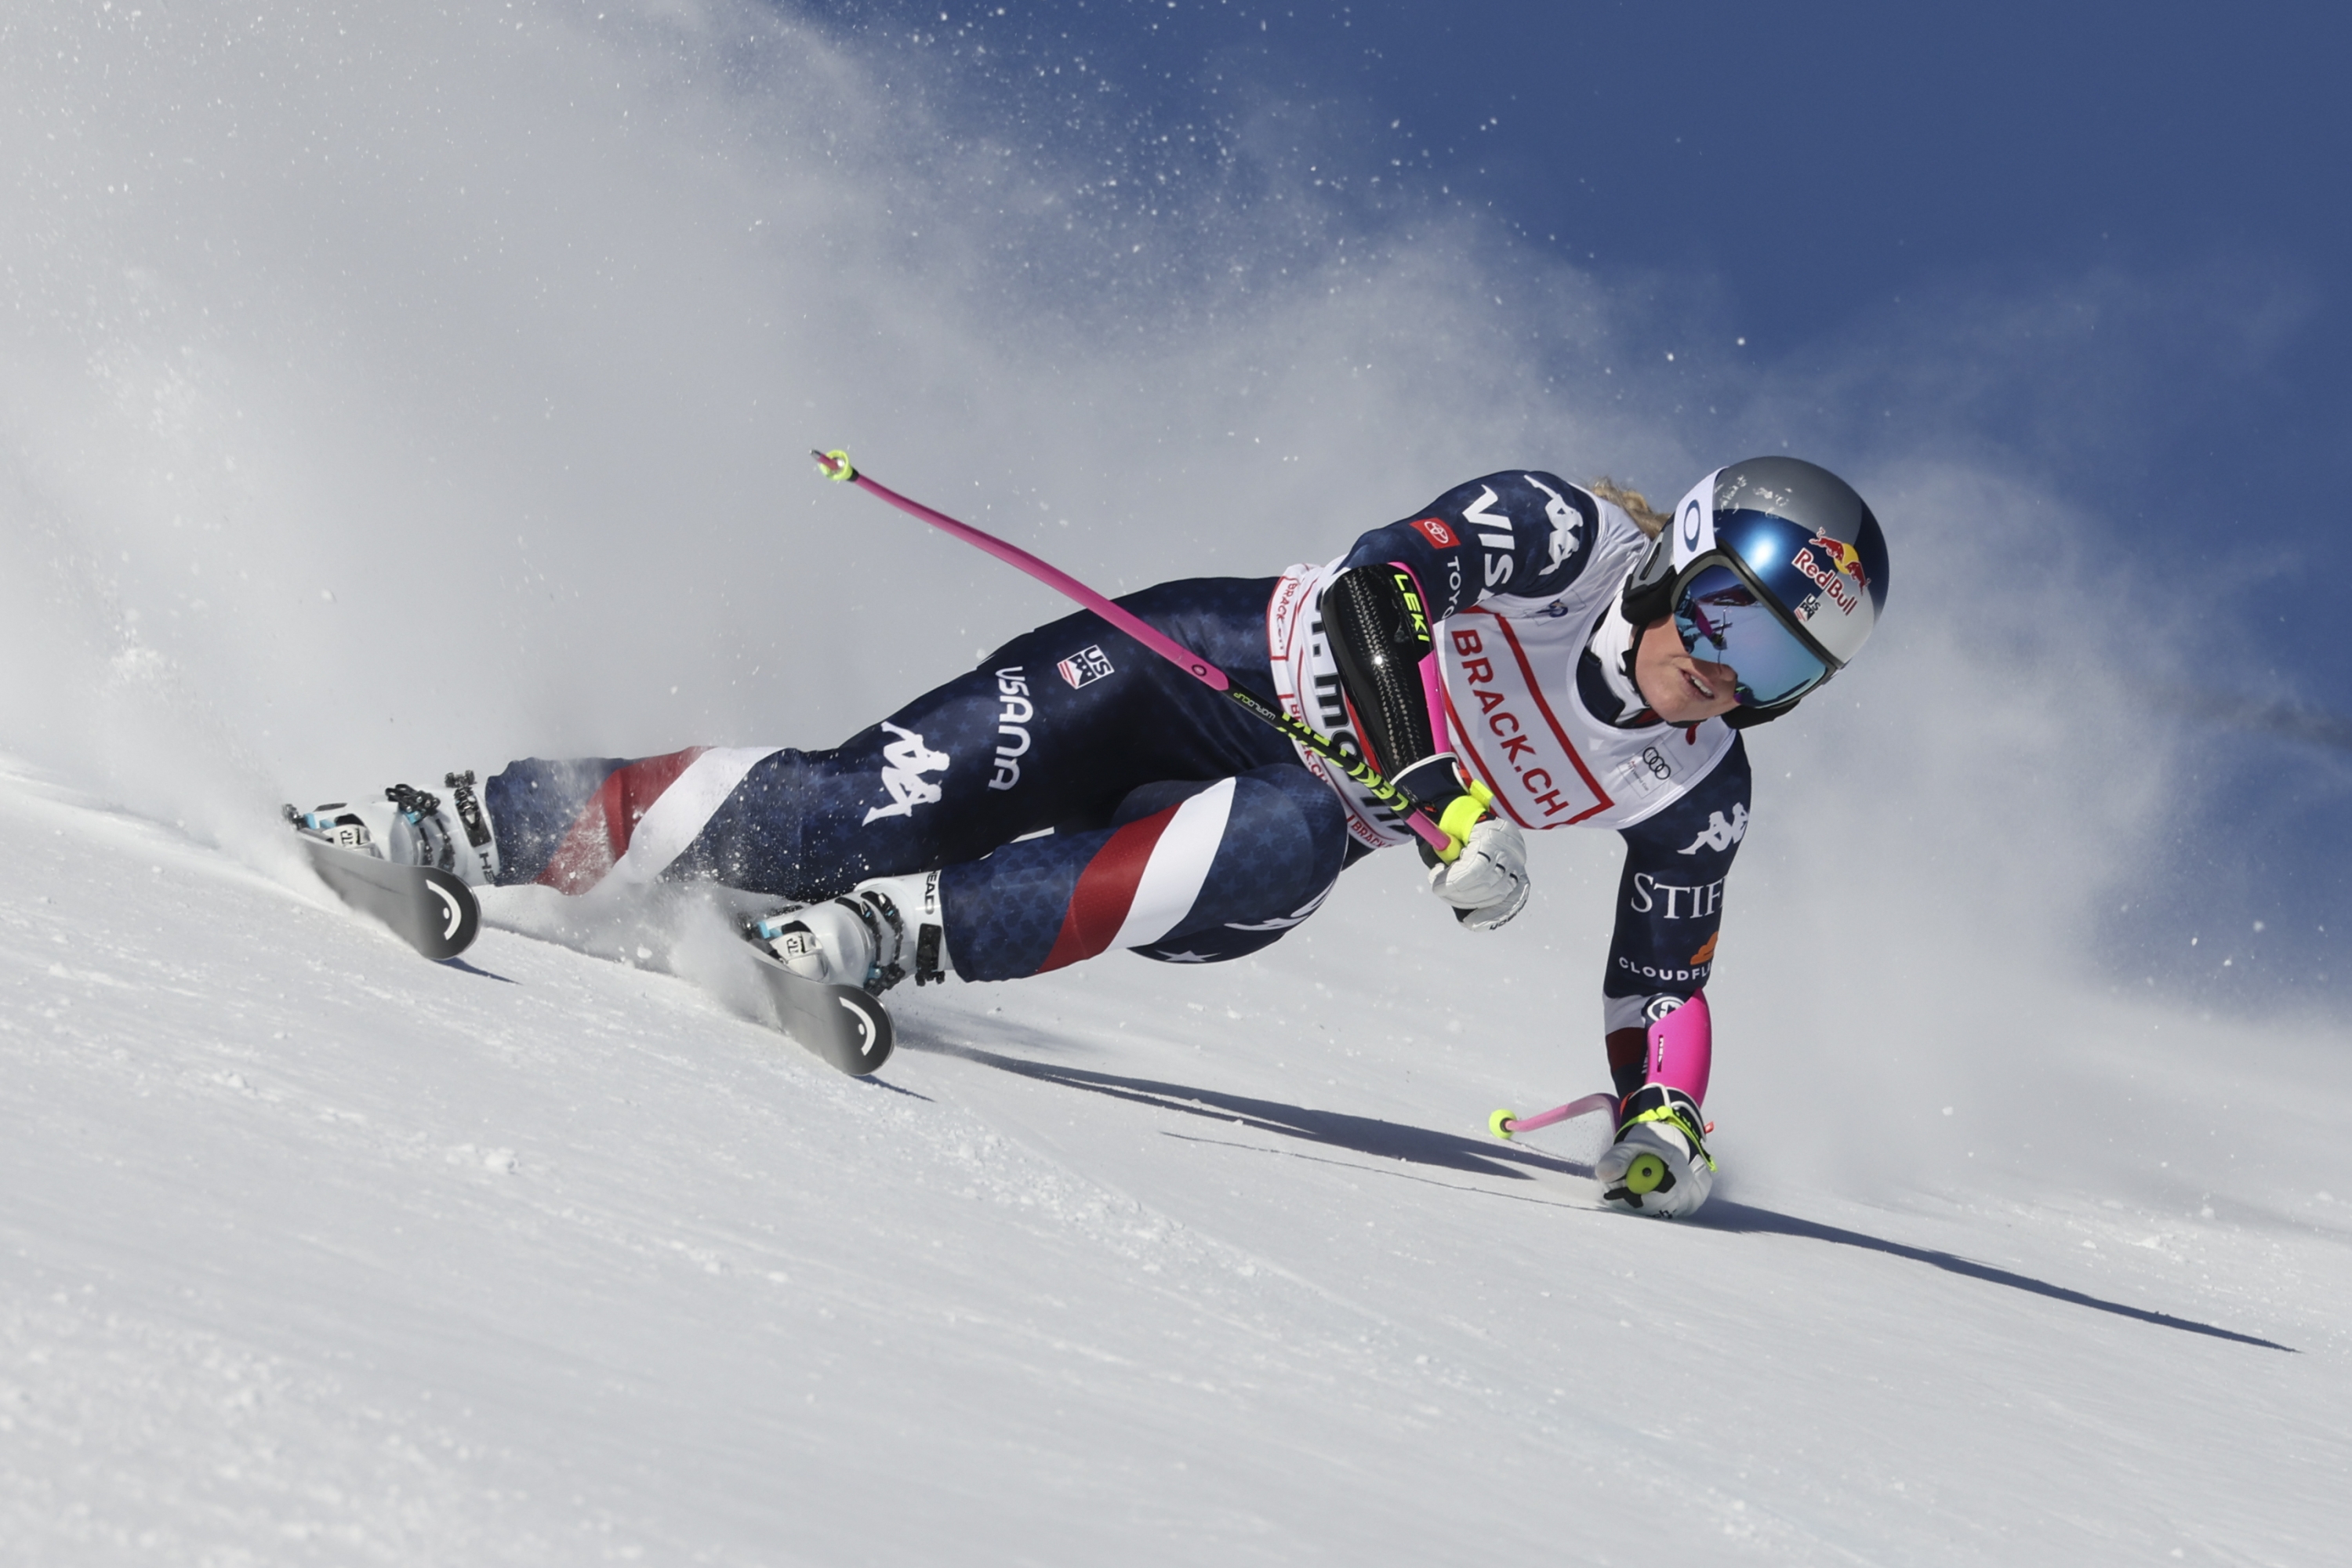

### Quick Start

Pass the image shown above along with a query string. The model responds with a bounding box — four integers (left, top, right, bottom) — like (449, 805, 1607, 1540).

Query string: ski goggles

(1671, 561, 1835, 709)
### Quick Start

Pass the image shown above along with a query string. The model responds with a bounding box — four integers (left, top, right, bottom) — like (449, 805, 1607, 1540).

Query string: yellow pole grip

(1433, 779, 1497, 862)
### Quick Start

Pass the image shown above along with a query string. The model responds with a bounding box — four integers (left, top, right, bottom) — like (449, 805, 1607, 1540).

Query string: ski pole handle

(811, 448, 1458, 858)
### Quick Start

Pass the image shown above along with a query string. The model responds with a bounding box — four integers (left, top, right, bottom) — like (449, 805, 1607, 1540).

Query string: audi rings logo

(1681, 498, 1704, 550)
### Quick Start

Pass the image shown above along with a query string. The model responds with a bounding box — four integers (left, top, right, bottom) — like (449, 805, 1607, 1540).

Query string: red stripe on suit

(535, 746, 708, 894)
(1036, 801, 1184, 972)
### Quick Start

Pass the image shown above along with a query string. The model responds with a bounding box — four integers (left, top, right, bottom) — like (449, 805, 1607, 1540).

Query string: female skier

(362, 456, 1889, 1218)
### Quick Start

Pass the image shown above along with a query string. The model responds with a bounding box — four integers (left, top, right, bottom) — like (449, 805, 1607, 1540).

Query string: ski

(286, 806, 481, 961)
(742, 942, 895, 1076)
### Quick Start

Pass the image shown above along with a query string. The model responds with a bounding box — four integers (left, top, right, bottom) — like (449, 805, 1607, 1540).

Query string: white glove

(1426, 811, 1529, 931)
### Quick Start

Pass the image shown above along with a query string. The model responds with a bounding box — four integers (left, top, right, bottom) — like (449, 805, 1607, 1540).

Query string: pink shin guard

(1490, 993, 1713, 1142)
(1644, 990, 1713, 1105)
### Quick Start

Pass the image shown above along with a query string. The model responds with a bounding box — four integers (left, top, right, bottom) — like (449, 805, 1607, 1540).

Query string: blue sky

(801, 0, 2347, 622)
(787, 0, 2352, 1007)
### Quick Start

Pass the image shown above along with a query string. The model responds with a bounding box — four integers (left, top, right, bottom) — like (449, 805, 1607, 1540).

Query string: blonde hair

(1586, 477, 1672, 539)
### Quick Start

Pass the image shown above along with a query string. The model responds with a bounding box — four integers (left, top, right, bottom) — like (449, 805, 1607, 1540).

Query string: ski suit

(477, 473, 1752, 1056)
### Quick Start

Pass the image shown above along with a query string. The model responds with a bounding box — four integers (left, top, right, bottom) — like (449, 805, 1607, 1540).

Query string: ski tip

(826, 987, 895, 1076)
(415, 867, 482, 960)
(1489, 1107, 1518, 1141)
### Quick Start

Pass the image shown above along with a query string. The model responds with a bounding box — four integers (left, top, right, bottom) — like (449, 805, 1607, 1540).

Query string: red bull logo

(1805, 533, 1869, 591)
(1792, 533, 1867, 615)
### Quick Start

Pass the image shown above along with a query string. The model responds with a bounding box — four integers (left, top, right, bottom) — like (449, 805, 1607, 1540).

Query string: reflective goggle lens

(1671, 563, 1831, 707)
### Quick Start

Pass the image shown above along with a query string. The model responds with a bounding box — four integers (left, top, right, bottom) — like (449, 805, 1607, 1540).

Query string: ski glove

(1425, 797, 1529, 931)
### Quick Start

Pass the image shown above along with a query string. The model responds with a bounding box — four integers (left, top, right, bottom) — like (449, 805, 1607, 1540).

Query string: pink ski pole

(813, 448, 1458, 858)
(1488, 1093, 1617, 1141)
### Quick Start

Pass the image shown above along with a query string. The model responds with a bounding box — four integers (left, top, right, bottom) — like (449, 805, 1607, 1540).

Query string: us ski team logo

(863, 723, 951, 825)
(1057, 644, 1116, 688)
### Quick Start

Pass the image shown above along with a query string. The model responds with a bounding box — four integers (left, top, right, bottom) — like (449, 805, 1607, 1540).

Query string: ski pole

(1487, 1092, 1617, 1141)
(811, 448, 1459, 859)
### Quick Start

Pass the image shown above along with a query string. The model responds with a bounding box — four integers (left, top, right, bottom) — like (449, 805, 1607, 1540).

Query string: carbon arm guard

(1324, 564, 1460, 809)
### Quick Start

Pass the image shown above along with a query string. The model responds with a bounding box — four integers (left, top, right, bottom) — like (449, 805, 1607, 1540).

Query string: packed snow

(1, 758, 2343, 1563)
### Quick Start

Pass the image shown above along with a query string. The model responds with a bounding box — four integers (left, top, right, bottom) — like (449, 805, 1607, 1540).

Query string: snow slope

(2, 758, 2344, 1565)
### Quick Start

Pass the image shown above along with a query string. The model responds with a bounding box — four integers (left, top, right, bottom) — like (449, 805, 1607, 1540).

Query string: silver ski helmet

(1620, 456, 1889, 726)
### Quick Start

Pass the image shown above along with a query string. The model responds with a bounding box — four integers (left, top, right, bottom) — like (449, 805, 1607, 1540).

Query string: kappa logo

(1057, 644, 1116, 689)
(1409, 517, 1458, 549)
(863, 723, 951, 825)
(1524, 475, 1583, 574)
(1677, 804, 1748, 855)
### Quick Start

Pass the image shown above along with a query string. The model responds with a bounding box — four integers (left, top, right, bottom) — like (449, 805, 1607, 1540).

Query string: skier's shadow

(942, 1046, 1590, 1181)
(1695, 1200, 2295, 1352)
(949, 1045, 2293, 1353)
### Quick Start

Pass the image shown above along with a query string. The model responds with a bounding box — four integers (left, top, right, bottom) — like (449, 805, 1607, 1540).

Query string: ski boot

(1595, 990, 1718, 1218)
(746, 871, 950, 996)
(285, 771, 500, 886)
(1595, 1083, 1716, 1218)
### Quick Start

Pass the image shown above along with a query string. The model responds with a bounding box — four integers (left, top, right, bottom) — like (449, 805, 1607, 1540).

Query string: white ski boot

(379, 773, 500, 886)
(749, 872, 949, 995)
(1595, 1083, 1716, 1218)
(293, 774, 499, 886)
